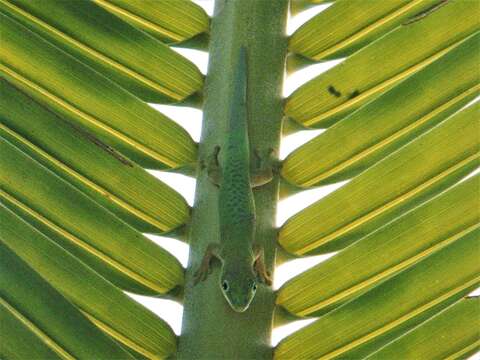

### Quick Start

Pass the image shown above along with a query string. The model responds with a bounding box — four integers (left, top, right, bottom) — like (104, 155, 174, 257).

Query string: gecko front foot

(193, 259, 211, 284)
(255, 260, 272, 286)
(253, 245, 272, 286)
(193, 243, 221, 284)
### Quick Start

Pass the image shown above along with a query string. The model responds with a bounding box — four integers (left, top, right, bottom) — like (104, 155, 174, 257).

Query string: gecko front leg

(251, 147, 279, 188)
(253, 244, 272, 286)
(194, 243, 222, 284)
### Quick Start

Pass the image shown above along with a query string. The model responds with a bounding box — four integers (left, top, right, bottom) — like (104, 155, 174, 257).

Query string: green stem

(177, 1, 288, 358)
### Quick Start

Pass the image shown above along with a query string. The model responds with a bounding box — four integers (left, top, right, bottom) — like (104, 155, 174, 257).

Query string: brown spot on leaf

(67, 122, 134, 167)
(5, 80, 134, 167)
(403, 0, 449, 25)
(348, 90, 360, 99)
(328, 85, 341, 97)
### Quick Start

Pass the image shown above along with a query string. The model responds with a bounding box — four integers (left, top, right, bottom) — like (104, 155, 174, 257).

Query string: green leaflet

(0, 80, 189, 234)
(290, 0, 333, 15)
(274, 231, 480, 359)
(290, 0, 441, 61)
(1, 205, 177, 359)
(277, 176, 479, 317)
(93, 0, 209, 45)
(0, 243, 133, 360)
(285, 1, 479, 128)
(282, 34, 480, 187)
(0, 14, 197, 169)
(279, 104, 479, 255)
(366, 297, 480, 360)
(0, 138, 184, 296)
(0, 0, 204, 104)
(1, 305, 61, 360)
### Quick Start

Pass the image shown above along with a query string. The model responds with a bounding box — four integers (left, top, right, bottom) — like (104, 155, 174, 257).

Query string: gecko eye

(222, 280, 229, 291)
(252, 282, 257, 292)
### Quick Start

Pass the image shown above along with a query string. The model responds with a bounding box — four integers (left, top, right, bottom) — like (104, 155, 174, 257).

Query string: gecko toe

(264, 275, 273, 286)
(193, 269, 205, 285)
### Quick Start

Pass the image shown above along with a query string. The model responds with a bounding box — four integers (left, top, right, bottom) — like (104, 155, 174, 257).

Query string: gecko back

(219, 47, 256, 229)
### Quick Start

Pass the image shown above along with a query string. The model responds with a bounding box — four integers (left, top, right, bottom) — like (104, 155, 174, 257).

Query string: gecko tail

(226, 45, 250, 157)
(235, 46, 247, 105)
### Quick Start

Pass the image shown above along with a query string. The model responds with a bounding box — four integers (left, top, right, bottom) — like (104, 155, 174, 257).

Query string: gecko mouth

(229, 302, 250, 313)
(223, 293, 253, 313)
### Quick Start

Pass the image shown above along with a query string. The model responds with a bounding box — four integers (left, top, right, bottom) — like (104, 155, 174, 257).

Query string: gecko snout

(220, 275, 257, 313)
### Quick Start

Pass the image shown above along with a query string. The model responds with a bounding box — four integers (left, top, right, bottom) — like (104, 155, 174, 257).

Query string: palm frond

(274, 232, 479, 359)
(282, 35, 479, 187)
(93, 0, 209, 45)
(0, 0, 204, 103)
(1, 138, 184, 295)
(277, 176, 478, 317)
(0, 80, 189, 234)
(279, 104, 479, 255)
(289, 0, 333, 15)
(0, 242, 133, 360)
(285, 1, 478, 128)
(0, 14, 197, 169)
(365, 297, 480, 360)
(1, 205, 178, 358)
(1, 0, 478, 358)
(290, 0, 442, 61)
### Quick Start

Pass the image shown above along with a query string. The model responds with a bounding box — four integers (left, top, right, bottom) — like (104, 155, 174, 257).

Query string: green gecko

(194, 47, 275, 312)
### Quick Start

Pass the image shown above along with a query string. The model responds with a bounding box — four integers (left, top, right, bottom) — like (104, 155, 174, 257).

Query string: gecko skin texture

(194, 47, 273, 313)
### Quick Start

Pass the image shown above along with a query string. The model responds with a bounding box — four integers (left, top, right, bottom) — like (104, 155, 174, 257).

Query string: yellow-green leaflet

(285, 1, 479, 128)
(0, 0, 204, 103)
(0, 242, 133, 360)
(0, 80, 189, 234)
(274, 232, 480, 359)
(290, 0, 333, 15)
(277, 176, 479, 317)
(290, 0, 441, 61)
(0, 14, 197, 169)
(282, 34, 480, 187)
(0, 138, 184, 295)
(366, 298, 480, 360)
(1, 205, 177, 359)
(93, 0, 209, 45)
(279, 104, 479, 255)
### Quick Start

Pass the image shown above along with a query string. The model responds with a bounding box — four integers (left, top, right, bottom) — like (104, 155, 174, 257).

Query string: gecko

(194, 47, 275, 313)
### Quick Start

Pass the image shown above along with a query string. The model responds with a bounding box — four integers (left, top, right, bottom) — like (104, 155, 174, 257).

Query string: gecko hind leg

(251, 148, 279, 188)
(206, 145, 222, 187)
(194, 243, 221, 284)
(253, 244, 272, 286)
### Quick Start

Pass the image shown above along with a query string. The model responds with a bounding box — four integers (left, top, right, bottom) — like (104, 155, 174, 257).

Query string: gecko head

(220, 266, 257, 313)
